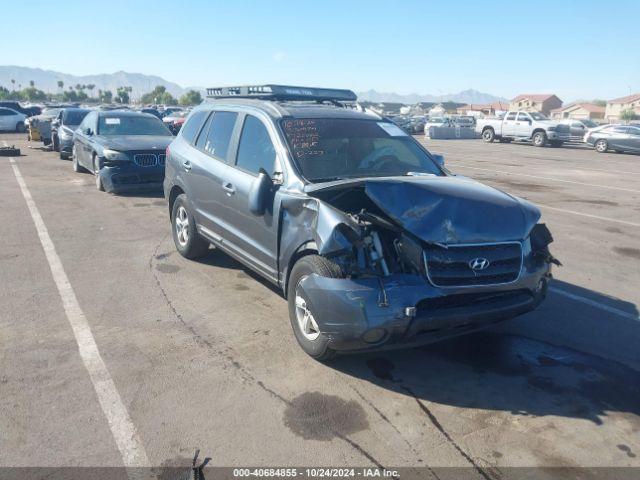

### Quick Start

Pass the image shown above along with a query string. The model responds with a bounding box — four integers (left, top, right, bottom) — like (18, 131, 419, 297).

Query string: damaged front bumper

(298, 261, 550, 352)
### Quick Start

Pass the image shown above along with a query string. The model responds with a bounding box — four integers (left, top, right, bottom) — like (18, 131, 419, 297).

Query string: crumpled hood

(306, 176, 541, 244)
(96, 135, 173, 152)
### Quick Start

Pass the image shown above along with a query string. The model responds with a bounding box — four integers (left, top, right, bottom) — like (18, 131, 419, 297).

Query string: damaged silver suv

(164, 85, 558, 360)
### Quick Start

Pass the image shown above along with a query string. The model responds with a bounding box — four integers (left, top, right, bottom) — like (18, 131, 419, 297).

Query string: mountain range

(0, 66, 191, 98)
(1, 66, 507, 105)
(356, 89, 508, 105)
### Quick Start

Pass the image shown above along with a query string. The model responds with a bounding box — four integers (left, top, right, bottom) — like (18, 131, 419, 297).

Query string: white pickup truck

(476, 111, 571, 147)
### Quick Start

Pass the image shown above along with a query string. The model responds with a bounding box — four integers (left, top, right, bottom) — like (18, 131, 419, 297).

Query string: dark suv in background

(164, 85, 558, 360)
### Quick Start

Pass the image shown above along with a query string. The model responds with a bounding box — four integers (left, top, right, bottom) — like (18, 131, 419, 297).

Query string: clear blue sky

(3, 0, 639, 100)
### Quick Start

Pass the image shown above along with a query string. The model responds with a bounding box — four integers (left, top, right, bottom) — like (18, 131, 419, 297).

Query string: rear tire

(60, 151, 69, 160)
(287, 255, 343, 361)
(171, 194, 210, 259)
(52, 134, 60, 152)
(482, 128, 495, 143)
(595, 139, 608, 153)
(532, 131, 547, 147)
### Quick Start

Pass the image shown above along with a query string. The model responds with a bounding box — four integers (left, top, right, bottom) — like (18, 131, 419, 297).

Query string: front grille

(424, 242, 522, 287)
(133, 153, 158, 167)
(158, 154, 166, 166)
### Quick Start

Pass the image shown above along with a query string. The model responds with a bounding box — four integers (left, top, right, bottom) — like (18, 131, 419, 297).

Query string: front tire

(532, 131, 547, 147)
(287, 255, 343, 361)
(93, 155, 105, 191)
(595, 139, 608, 153)
(482, 128, 495, 143)
(72, 146, 86, 172)
(171, 194, 210, 259)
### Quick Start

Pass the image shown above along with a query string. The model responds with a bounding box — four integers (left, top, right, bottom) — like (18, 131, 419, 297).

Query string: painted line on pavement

(9, 157, 149, 467)
(448, 163, 640, 193)
(535, 203, 640, 228)
(550, 287, 639, 322)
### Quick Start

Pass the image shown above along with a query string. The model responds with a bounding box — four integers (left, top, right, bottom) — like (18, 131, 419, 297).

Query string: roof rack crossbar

(205, 84, 357, 102)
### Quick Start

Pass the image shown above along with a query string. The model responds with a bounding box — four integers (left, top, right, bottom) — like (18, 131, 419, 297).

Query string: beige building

(457, 101, 509, 116)
(604, 93, 640, 122)
(550, 103, 605, 120)
(509, 94, 563, 115)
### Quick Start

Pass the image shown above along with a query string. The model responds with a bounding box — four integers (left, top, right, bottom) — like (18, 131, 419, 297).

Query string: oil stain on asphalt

(284, 392, 369, 441)
(156, 264, 180, 274)
(613, 247, 640, 259)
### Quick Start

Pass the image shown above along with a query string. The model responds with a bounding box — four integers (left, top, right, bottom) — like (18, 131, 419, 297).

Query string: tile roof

(608, 93, 640, 104)
(550, 103, 605, 113)
(512, 94, 557, 102)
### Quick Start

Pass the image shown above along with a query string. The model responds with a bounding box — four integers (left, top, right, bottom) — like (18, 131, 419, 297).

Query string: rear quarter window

(180, 110, 209, 144)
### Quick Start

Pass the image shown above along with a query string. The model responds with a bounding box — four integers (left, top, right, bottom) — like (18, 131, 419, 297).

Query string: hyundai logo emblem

(469, 257, 490, 271)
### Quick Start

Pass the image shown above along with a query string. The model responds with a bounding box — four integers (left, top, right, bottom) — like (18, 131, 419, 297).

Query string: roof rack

(205, 84, 357, 102)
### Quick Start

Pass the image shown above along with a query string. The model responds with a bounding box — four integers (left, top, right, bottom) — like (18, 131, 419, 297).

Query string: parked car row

(389, 114, 477, 135)
(475, 111, 640, 153)
(21, 85, 558, 361)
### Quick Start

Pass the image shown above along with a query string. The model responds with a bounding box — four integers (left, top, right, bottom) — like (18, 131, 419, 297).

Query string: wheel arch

(283, 241, 318, 298)
(168, 185, 185, 220)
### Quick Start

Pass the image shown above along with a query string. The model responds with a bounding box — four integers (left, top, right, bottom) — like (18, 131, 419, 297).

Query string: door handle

(222, 182, 236, 195)
(182, 160, 191, 172)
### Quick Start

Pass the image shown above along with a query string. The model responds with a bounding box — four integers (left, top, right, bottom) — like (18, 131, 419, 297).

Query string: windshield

(529, 112, 548, 121)
(63, 110, 89, 126)
(281, 118, 443, 182)
(98, 115, 172, 136)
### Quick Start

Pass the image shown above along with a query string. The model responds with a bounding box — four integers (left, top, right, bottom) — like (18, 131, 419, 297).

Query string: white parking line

(448, 152, 640, 176)
(9, 158, 149, 467)
(550, 287, 639, 321)
(535, 203, 640, 228)
(448, 163, 640, 193)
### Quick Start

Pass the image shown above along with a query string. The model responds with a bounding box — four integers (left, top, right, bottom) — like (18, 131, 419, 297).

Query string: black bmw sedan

(72, 110, 174, 193)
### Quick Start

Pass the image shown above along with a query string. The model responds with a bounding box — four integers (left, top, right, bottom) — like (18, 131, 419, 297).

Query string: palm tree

(29, 80, 35, 88)
(57, 80, 64, 90)
(10, 79, 15, 89)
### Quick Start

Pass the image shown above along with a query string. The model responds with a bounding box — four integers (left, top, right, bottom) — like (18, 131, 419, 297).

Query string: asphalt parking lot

(1, 133, 639, 475)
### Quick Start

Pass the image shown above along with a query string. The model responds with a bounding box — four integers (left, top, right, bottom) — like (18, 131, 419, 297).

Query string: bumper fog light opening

(363, 328, 387, 344)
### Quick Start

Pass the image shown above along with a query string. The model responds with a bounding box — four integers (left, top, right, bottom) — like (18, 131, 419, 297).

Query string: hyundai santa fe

(163, 85, 559, 360)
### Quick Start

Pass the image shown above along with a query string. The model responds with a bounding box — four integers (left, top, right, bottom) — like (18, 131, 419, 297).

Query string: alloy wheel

(294, 281, 320, 341)
(175, 206, 190, 247)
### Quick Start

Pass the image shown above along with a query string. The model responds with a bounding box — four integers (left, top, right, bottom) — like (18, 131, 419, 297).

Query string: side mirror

(84, 128, 93, 136)
(432, 154, 445, 167)
(248, 171, 272, 216)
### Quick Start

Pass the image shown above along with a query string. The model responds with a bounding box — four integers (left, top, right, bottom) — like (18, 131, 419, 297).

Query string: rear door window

(235, 115, 276, 175)
(199, 111, 238, 161)
(180, 110, 209, 144)
(506, 112, 516, 121)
